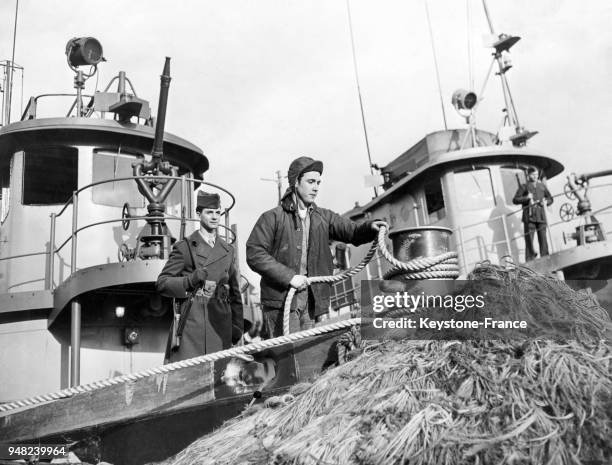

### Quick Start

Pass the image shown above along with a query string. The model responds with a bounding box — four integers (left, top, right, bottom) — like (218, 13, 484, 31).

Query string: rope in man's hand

(283, 225, 460, 336)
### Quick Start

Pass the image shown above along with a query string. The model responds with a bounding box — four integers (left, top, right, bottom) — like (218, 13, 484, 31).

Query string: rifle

(170, 240, 199, 351)
(516, 172, 532, 219)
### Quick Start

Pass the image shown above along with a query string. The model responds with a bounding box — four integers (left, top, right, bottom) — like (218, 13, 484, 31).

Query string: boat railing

(454, 181, 612, 272)
(1, 175, 236, 292)
(20, 93, 95, 120)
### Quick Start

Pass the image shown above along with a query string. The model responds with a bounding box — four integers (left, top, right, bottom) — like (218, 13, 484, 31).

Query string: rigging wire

(481, 0, 496, 34)
(477, 57, 495, 105)
(424, 0, 448, 130)
(467, 0, 474, 91)
(345, 0, 378, 197)
(7, 0, 19, 124)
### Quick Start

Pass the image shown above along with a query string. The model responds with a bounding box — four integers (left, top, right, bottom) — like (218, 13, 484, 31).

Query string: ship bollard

(388, 226, 453, 263)
(381, 226, 457, 286)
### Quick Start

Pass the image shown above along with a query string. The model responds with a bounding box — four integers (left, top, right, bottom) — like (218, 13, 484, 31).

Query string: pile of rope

(150, 265, 612, 465)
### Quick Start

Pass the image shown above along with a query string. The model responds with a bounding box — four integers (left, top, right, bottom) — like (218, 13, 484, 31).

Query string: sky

(1, 0, 611, 286)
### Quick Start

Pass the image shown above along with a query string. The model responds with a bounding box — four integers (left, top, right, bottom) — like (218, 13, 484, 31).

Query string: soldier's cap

(196, 191, 221, 212)
(288, 156, 323, 187)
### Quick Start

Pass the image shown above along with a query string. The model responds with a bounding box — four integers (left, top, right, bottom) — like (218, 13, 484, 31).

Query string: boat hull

(0, 329, 342, 464)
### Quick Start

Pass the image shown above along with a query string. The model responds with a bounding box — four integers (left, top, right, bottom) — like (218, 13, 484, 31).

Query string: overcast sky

(1, 0, 611, 285)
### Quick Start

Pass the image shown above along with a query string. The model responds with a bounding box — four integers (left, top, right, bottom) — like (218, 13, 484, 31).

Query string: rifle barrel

(152, 57, 171, 159)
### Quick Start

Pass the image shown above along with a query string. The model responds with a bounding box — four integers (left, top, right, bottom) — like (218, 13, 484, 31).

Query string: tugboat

(0, 37, 213, 400)
(338, 8, 612, 314)
(0, 37, 366, 465)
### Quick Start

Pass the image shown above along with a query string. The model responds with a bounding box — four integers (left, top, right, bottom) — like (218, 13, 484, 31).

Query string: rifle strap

(176, 239, 198, 338)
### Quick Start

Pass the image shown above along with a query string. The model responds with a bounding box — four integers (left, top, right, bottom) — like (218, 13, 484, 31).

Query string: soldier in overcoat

(157, 192, 243, 362)
(513, 167, 554, 261)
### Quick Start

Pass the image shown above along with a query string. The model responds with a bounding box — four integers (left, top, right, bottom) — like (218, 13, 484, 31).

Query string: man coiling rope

(0, 225, 458, 413)
(282, 225, 459, 335)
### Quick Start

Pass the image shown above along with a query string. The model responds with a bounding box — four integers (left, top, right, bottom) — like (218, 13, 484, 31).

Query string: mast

(2, 0, 19, 125)
(481, 0, 536, 146)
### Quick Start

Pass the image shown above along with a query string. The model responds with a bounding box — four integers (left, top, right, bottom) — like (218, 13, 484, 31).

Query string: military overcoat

(157, 231, 243, 362)
(513, 181, 553, 224)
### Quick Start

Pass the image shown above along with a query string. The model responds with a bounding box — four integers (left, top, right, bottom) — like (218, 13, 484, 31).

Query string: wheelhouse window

(23, 146, 78, 205)
(454, 168, 495, 211)
(501, 167, 527, 205)
(92, 150, 182, 212)
(92, 150, 146, 208)
(424, 178, 445, 222)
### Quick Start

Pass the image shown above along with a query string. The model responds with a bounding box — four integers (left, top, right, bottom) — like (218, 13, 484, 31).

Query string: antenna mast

(481, 0, 536, 146)
(2, 0, 19, 125)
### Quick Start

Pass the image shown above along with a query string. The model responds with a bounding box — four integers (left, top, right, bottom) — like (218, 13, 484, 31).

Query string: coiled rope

(0, 225, 458, 413)
(283, 225, 459, 335)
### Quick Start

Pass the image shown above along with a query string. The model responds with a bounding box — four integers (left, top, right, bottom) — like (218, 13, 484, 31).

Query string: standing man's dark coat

(246, 193, 376, 319)
(513, 182, 553, 224)
(513, 175, 553, 261)
(157, 231, 243, 362)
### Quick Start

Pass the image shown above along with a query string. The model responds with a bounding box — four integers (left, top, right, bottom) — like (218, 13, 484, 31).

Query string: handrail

(45, 214, 237, 290)
(1, 174, 239, 292)
(0, 251, 47, 262)
(50, 174, 237, 287)
(54, 175, 237, 218)
(457, 182, 612, 231)
(450, 181, 612, 272)
(497, 180, 612, 221)
(53, 215, 236, 254)
(20, 93, 95, 121)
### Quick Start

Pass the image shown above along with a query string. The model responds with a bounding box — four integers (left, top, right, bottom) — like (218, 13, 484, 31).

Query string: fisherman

(513, 167, 553, 261)
(157, 191, 243, 363)
(246, 156, 386, 337)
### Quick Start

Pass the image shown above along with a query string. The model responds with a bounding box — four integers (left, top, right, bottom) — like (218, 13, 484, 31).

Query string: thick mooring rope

(0, 225, 459, 413)
(0, 318, 360, 413)
(283, 226, 459, 335)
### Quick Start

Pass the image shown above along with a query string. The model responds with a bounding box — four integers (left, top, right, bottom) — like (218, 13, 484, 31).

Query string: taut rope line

(0, 319, 360, 413)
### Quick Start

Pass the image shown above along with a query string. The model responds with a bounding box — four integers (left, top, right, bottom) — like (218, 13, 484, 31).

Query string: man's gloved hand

(371, 220, 388, 232)
(289, 274, 309, 291)
(185, 268, 208, 291)
(315, 313, 329, 323)
(202, 280, 217, 298)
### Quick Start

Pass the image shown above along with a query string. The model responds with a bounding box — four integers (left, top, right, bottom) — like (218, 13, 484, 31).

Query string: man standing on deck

(513, 167, 553, 261)
(157, 191, 243, 362)
(246, 156, 386, 338)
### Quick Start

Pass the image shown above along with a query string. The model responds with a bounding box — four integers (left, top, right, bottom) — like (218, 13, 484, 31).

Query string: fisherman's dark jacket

(513, 181, 553, 224)
(246, 194, 376, 317)
(157, 231, 243, 362)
